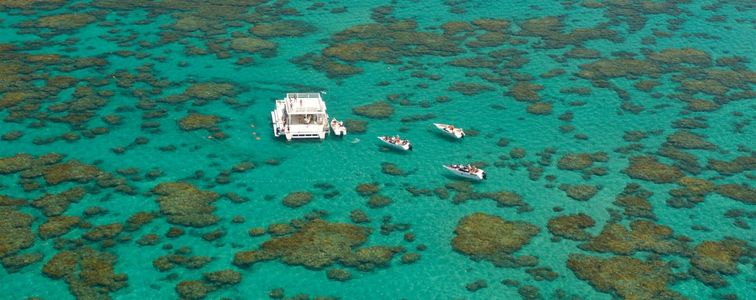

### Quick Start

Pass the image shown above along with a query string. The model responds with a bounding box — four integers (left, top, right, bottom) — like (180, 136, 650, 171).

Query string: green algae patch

(352, 101, 394, 119)
(452, 213, 539, 268)
(567, 254, 683, 300)
(152, 182, 219, 227)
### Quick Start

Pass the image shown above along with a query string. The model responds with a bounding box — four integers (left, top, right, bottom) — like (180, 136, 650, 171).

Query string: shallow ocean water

(0, 0, 754, 299)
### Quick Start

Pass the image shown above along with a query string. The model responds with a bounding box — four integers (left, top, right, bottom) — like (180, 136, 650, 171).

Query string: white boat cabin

(271, 92, 329, 141)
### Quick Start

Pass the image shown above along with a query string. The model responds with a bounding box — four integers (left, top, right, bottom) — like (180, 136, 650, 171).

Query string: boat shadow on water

(431, 129, 465, 141)
(441, 173, 487, 183)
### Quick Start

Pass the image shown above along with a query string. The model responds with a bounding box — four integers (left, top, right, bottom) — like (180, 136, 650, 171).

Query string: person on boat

(448, 125, 454, 131)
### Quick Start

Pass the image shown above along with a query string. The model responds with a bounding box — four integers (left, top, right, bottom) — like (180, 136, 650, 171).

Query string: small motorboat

(433, 123, 465, 139)
(378, 135, 412, 151)
(331, 118, 347, 136)
(443, 164, 486, 180)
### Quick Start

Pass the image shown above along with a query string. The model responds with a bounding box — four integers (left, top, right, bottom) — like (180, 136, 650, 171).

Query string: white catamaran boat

(433, 123, 465, 139)
(271, 93, 329, 141)
(378, 135, 412, 151)
(331, 118, 347, 136)
(443, 164, 486, 180)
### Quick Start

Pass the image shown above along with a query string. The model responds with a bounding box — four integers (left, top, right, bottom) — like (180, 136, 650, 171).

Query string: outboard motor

(482, 172, 487, 180)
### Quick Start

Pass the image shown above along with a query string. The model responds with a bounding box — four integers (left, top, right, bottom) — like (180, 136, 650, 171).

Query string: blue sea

(0, 1, 754, 299)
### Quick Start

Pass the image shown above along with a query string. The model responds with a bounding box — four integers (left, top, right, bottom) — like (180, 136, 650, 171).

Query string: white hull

(271, 93, 329, 141)
(331, 118, 347, 136)
(443, 165, 486, 180)
(378, 136, 412, 151)
(433, 123, 465, 139)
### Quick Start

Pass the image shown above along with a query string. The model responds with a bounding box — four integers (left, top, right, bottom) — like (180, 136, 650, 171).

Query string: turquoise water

(1, 1, 754, 299)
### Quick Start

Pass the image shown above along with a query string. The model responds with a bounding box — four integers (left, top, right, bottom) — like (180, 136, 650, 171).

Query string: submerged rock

(451, 213, 539, 267)
(152, 182, 219, 227)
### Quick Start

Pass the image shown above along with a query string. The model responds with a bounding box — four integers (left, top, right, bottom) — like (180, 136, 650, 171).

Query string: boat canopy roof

(284, 93, 326, 114)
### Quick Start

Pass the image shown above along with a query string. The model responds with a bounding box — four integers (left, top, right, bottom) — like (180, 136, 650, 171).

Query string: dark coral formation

(614, 183, 656, 218)
(689, 238, 752, 287)
(559, 184, 599, 201)
(452, 213, 539, 267)
(567, 254, 683, 299)
(0, 208, 35, 258)
(39, 216, 80, 239)
(175, 269, 242, 299)
(547, 213, 595, 241)
(624, 156, 684, 183)
(152, 182, 219, 227)
(234, 219, 399, 272)
(282, 192, 313, 208)
(42, 248, 128, 299)
(580, 220, 688, 256)
(352, 101, 394, 119)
